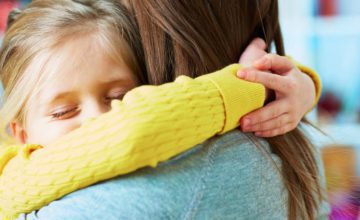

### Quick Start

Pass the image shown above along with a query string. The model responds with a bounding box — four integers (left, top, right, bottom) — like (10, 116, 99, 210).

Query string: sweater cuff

(197, 64, 265, 134)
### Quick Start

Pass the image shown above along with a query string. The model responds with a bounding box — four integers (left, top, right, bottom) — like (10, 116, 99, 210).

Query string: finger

(240, 100, 288, 127)
(254, 123, 296, 137)
(253, 54, 295, 75)
(251, 38, 267, 49)
(242, 114, 291, 132)
(237, 69, 291, 93)
(239, 38, 267, 66)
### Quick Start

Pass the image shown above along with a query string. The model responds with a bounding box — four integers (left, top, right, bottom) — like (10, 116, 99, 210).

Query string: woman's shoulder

(22, 127, 329, 220)
(22, 130, 288, 220)
(186, 130, 288, 219)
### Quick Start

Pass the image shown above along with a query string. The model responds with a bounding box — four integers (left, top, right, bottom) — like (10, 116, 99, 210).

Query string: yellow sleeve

(0, 64, 265, 218)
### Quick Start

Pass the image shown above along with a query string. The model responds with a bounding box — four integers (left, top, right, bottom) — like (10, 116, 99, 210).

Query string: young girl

(0, 0, 321, 218)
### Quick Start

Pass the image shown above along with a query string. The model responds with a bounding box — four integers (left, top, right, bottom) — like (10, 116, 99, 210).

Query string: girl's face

(11, 35, 138, 146)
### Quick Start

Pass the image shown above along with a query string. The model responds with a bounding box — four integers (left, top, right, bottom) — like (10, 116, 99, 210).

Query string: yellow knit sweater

(0, 64, 321, 219)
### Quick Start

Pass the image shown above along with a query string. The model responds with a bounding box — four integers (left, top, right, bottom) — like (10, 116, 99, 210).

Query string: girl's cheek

(27, 119, 81, 146)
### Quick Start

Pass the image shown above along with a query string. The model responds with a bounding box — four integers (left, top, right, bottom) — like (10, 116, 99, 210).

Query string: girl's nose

(81, 99, 110, 123)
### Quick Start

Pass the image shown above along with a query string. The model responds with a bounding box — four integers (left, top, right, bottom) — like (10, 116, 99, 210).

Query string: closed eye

(50, 106, 80, 120)
(104, 92, 126, 105)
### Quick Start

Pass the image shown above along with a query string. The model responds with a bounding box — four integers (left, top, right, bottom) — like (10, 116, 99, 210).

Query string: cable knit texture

(0, 64, 265, 218)
(0, 63, 320, 219)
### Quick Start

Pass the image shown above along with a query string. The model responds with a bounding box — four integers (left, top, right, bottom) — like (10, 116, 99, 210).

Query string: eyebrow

(38, 91, 77, 109)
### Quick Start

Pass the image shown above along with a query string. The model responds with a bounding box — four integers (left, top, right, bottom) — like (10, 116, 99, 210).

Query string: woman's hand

(238, 39, 316, 137)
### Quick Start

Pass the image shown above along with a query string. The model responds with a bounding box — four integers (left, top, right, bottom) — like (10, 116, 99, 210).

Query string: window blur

(279, 0, 360, 218)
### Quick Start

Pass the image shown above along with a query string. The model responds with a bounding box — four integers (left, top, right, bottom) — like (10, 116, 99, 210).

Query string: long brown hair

(128, 0, 323, 219)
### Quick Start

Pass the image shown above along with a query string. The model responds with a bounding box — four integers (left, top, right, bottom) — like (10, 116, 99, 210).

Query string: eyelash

(104, 94, 125, 103)
(51, 107, 79, 119)
(50, 94, 126, 119)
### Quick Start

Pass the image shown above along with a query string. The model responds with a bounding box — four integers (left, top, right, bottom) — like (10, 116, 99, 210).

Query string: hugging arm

(0, 64, 265, 218)
(0, 41, 322, 218)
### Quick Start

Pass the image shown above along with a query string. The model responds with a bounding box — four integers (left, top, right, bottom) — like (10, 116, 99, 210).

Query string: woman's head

(0, 0, 145, 146)
(128, 0, 283, 84)
(128, 0, 322, 219)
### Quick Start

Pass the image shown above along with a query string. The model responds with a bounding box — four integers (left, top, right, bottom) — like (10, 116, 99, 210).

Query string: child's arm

(0, 46, 322, 217)
(0, 43, 322, 217)
(0, 64, 265, 218)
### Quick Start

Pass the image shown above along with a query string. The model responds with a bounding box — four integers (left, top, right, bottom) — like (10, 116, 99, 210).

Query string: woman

(19, 0, 329, 219)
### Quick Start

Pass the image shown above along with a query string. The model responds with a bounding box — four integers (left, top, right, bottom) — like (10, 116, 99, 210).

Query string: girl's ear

(10, 121, 27, 144)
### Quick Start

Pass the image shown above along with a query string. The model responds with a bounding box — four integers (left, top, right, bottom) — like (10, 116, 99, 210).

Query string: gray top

(20, 127, 330, 220)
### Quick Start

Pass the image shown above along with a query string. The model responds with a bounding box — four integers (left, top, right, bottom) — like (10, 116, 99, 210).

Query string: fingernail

(237, 70, 246, 78)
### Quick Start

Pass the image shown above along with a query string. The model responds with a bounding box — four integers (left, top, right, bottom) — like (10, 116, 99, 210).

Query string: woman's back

(20, 128, 329, 219)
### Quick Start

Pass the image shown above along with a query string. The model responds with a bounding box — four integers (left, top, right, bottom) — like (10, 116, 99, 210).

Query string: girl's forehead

(27, 35, 135, 104)
(40, 35, 113, 81)
(18, 31, 137, 111)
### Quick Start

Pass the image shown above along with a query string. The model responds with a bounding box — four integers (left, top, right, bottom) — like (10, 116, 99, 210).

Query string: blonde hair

(0, 0, 145, 143)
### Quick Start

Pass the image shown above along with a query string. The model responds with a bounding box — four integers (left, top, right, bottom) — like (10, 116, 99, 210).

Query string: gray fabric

(19, 126, 330, 220)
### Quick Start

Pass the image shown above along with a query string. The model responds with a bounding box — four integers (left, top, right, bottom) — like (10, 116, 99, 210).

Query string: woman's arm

(0, 64, 265, 218)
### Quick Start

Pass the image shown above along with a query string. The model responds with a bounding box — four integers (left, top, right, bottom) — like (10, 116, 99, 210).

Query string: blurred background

(1, 0, 360, 219)
(279, 0, 360, 219)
